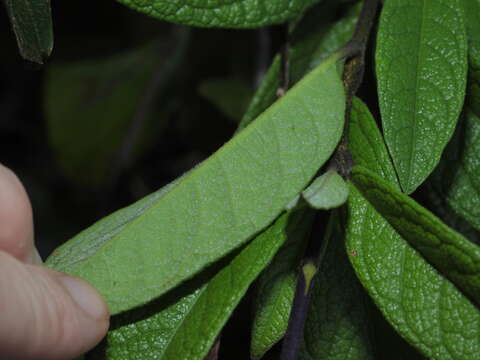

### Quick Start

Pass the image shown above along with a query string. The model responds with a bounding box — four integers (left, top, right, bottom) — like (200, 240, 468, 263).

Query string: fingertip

(0, 163, 35, 262)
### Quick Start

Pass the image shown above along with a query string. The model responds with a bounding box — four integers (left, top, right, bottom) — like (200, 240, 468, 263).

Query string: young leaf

(376, 0, 468, 193)
(239, 1, 359, 130)
(347, 100, 480, 359)
(301, 170, 349, 210)
(299, 217, 373, 360)
(4, 0, 53, 63)
(116, 0, 321, 28)
(92, 212, 294, 360)
(351, 165, 480, 306)
(250, 210, 315, 359)
(46, 56, 345, 315)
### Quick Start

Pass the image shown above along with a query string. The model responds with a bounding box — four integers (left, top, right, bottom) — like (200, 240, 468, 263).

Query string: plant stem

(279, 2, 380, 359)
(333, 0, 380, 178)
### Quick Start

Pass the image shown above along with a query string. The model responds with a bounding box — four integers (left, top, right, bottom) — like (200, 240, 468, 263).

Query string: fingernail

(59, 276, 108, 320)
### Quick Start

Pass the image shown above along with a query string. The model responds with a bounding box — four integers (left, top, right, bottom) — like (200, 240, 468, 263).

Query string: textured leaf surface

(346, 100, 480, 359)
(302, 170, 349, 210)
(352, 165, 480, 305)
(46, 57, 345, 315)
(432, 110, 480, 231)
(464, 0, 480, 117)
(250, 210, 314, 359)
(239, 1, 359, 130)
(376, 0, 468, 193)
(116, 0, 321, 28)
(5, 0, 53, 63)
(93, 212, 292, 360)
(300, 218, 373, 360)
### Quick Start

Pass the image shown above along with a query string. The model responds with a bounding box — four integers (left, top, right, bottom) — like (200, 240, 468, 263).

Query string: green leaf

(430, 110, 480, 232)
(4, 0, 53, 63)
(116, 0, 322, 28)
(349, 97, 399, 187)
(250, 210, 315, 359)
(239, 1, 359, 130)
(94, 212, 292, 360)
(300, 216, 373, 360)
(464, 0, 480, 117)
(46, 56, 345, 315)
(302, 170, 349, 210)
(347, 101, 480, 359)
(375, 0, 468, 194)
(351, 165, 480, 306)
(198, 77, 252, 122)
(45, 43, 178, 187)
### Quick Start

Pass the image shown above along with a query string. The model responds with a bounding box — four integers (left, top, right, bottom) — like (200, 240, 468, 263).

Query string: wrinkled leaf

(464, 0, 480, 117)
(90, 212, 293, 360)
(239, 1, 359, 130)
(347, 100, 480, 359)
(302, 170, 349, 210)
(250, 210, 314, 359)
(300, 217, 373, 360)
(198, 77, 252, 121)
(46, 56, 345, 315)
(116, 0, 322, 28)
(5, 0, 53, 63)
(376, 0, 468, 193)
(45, 37, 187, 187)
(352, 165, 480, 306)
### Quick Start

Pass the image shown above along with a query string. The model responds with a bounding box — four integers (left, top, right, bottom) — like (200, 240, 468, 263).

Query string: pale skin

(0, 164, 110, 360)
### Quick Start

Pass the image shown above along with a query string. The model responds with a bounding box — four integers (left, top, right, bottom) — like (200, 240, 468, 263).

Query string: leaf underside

(46, 56, 345, 315)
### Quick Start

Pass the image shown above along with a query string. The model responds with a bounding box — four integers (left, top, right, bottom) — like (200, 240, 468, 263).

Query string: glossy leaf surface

(346, 99, 480, 359)
(5, 0, 53, 63)
(116, 0, 321, 28)
(250, 210, 314, 359)
(376, 0, 468, 193)
(46, 56, 345, 315)
(352, 165, 480, 305)
(464, 0, 480, 117)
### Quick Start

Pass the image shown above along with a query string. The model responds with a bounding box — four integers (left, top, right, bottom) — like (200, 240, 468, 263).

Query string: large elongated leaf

(46, 56, 345, 315)
(5, 0, 53, 63)
(376, 0, 468, 194)
(352, 165, 480, 305)
(300, 218, 373, 360)
(346, 99, 480, 359)
(116, 0, 321, 28)
(239, 1, 359, 130)
(90, 212, 295, 360)
(250, 210, 314, 359)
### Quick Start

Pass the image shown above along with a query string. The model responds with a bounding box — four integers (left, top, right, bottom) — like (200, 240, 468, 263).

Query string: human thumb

(0, 250, 109, 360)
